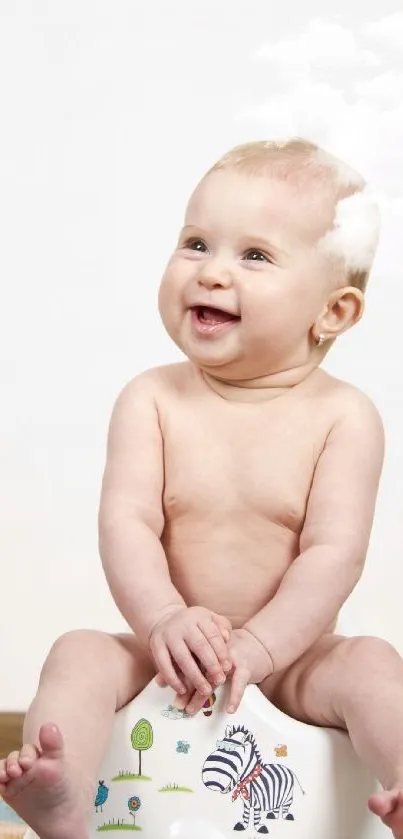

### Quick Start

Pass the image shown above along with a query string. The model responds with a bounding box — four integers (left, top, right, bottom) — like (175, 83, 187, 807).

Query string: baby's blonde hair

(206, 139, 380, 291)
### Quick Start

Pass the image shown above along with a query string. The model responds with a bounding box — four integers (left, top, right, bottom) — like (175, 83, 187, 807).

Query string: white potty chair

(23, 677, 389, 839)
(80, 678, 388, 839)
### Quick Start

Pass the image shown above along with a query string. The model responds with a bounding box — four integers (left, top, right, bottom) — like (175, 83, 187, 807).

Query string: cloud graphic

(238, 14, 403, 278)
(161, 704, 192, 721)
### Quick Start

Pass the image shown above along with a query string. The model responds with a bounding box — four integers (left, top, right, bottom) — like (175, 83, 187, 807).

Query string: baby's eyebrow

(180, 225, 208, 237)
(239, 234, 289, 259)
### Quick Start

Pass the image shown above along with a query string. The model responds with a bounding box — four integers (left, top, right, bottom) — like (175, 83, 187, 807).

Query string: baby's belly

(163, 520, 300, 628)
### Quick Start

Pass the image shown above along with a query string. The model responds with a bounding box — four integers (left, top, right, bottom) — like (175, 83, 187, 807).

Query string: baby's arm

(99, 375, 184, 643)
(244, 390, 385, 673)
(99, 373, 230, 695)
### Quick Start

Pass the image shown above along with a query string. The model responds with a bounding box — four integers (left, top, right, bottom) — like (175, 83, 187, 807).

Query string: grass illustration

(158, 782, 193, 793)
(111, 770, 151, 782)
(97, 819, 141, 831)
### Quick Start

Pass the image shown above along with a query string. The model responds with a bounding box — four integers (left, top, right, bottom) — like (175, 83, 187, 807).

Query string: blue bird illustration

(95, 780, 109, 812)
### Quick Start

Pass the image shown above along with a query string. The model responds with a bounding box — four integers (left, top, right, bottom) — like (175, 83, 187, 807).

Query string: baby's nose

(197, 263, 232, 290)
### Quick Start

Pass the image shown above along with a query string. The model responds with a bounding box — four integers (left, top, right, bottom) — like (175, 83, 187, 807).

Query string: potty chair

(23, 677, 389, 838)
(26, 677, 391, 839)
(0, 680, 368, 839)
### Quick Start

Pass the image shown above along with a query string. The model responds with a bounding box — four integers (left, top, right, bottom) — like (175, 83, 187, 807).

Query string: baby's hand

(165, 627, 273, 717)
(225, 628, 274, 713)
(149, 606, 232, 697)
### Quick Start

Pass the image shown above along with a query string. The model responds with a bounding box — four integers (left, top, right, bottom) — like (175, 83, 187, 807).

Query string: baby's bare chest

(161, 402, 320, 531)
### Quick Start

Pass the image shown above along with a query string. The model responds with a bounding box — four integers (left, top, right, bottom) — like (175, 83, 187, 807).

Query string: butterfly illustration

(176, 740, 191, 754)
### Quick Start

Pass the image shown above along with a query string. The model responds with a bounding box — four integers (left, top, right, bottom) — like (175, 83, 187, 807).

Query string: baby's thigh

(259, 633, 347, 729)
(45, 629, 156, 711)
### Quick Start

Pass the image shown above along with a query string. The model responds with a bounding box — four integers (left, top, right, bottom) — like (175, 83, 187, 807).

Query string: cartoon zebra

(202, 724, 305, 833)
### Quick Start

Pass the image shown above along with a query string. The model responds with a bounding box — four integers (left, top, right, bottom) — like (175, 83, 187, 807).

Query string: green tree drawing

(131, 718, 154, 776)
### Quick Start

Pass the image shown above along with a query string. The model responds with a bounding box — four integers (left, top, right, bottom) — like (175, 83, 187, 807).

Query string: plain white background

(1, 0, 403, 709)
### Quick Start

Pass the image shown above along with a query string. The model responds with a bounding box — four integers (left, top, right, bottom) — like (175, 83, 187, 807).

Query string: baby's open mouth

(192, 305, 241, 325)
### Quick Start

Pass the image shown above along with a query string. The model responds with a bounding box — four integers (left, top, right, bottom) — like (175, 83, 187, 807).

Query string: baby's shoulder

(315, 371, 383, 431)
(119, 361, 196, 402)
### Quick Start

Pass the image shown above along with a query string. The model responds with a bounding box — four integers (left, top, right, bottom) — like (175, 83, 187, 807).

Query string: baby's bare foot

(369, 789, 403, 838)
(0, 723, 93, 839)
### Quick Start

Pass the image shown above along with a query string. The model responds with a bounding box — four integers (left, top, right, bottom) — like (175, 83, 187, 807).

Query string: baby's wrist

(242, 624, 275, 675)
(127, 602, 185, 649)
(147, 603, 187, 642)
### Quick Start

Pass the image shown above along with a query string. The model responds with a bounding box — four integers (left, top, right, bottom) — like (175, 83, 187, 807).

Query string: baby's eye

(184, 238, 208, 253)
(244, 248, 268, 262)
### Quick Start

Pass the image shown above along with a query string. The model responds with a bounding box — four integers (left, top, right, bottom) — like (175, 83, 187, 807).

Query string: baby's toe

(6, 750, 23, 778)
(19, 743, 40, 769)
(0, 758, 8, 781)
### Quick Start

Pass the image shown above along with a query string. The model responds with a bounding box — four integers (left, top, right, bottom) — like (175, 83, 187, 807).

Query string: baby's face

(158, 169, 338, 380)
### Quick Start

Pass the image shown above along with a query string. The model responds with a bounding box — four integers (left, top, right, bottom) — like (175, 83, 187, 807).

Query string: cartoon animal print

(94, 780, 109, 812)
(202, 725, 305, 834)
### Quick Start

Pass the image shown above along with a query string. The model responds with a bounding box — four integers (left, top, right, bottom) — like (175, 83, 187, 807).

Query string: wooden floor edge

(0, 712, 25, 756)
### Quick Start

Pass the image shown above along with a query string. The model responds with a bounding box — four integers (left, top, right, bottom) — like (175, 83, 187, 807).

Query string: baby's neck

(199, 363, 321, 403)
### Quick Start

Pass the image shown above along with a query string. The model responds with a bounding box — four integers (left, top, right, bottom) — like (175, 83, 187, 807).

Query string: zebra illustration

(202, 724, 305, 833)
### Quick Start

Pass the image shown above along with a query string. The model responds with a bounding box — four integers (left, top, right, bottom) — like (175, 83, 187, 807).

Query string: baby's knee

(340, 634, 400, 679)
(41, 629, 113, 677)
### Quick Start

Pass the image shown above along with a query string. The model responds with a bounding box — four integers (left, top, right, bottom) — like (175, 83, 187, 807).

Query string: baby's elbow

(334, 542, 366, 596)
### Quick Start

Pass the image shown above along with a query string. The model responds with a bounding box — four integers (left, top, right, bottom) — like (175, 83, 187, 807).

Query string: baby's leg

(0, 629, 155, 839)
(260, 634, 403, 838)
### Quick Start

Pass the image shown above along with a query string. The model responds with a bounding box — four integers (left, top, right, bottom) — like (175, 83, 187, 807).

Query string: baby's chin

(161, 314, 310, 384)
(163, 323, 242, 373)
(189, 354, 275, 385)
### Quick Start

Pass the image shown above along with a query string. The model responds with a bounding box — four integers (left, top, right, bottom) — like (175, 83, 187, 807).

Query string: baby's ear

(316, 286, 365, 340)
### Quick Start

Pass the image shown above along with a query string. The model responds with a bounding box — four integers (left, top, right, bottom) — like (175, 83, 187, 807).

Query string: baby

(1, 137, 402, 839)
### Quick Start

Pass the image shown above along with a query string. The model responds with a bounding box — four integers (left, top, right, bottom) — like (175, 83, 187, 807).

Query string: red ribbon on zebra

(232, 763, 263, 801)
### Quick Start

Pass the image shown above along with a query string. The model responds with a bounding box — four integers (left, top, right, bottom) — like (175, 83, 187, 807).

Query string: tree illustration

(131, 718, 154, 776)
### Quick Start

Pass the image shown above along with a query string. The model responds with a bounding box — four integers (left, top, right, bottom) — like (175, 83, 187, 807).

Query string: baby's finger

(227, 666, 249, 714)
(155, 672, 167, 687)
(186, 689, 211, 715)
(173, 687, 194, 711)
(171, 674, 195, 711)
(212, 612, 232, 643)
(200, 617, 233, 673)
(186, 624, 225, 683)
(170, 641, 212, 696)
(152, 646, 186, 695)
